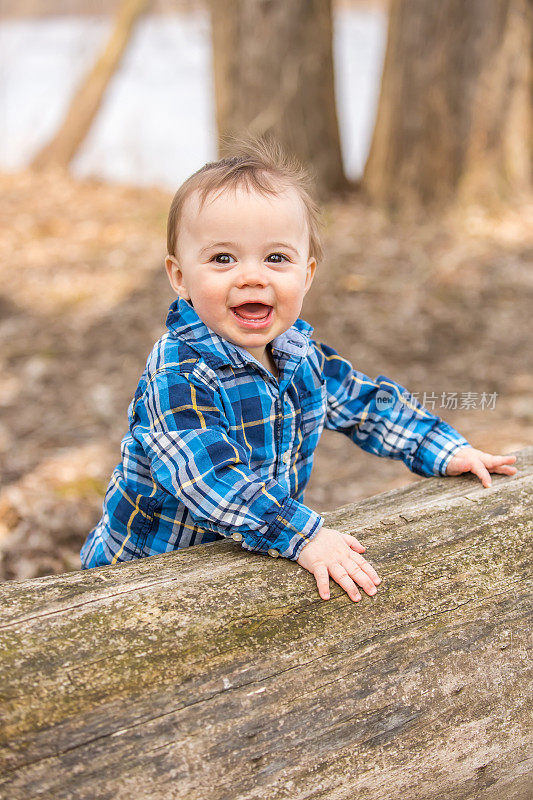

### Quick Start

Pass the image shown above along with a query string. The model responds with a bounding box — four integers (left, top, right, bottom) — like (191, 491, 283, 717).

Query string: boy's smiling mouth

(231, 302, 273, 329)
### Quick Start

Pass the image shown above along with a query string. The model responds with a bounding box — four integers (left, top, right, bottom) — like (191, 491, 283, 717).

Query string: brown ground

(1, 168, 532, 581)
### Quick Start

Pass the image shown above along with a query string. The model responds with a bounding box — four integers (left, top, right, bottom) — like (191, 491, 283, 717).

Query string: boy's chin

(228, 331, 270, 347)
(225, 329, 272, 354)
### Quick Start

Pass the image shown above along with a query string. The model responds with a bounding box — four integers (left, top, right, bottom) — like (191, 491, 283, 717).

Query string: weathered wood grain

(0, 448, 531, 800)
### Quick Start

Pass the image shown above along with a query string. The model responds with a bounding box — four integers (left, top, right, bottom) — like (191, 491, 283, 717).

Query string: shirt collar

(165, 297, 313, 370)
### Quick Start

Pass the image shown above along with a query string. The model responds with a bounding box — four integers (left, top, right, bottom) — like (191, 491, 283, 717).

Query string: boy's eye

(266, 253, 287, 264)
(212, 253, 235, 264)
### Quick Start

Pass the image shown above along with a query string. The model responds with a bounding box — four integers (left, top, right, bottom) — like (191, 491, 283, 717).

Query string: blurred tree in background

(364, 0, 532, 209)
(31, 0, 149, 171)
(26, 0, 532, 207)
(192, 0, 346, 196)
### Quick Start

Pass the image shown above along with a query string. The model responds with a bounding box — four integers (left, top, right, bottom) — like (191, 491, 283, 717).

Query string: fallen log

(0, 447, 531, 800)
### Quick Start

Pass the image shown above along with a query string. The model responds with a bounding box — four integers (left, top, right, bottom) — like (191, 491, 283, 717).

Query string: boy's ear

(165, 255, 191, 301)
(304, 257, 317, 293)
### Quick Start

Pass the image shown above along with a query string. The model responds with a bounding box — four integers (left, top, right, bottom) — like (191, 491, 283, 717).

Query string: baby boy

(80, 139, 517, 603)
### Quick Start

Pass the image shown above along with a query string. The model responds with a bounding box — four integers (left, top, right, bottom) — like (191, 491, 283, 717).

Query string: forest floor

(1, 168, 532, 580)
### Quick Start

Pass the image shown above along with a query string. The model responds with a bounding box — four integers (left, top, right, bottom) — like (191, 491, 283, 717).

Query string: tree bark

(31, 0, 148, 171)
(0, 448, 531, 800)
(208, 0, 346, 198)
(363, 0, 532, 210)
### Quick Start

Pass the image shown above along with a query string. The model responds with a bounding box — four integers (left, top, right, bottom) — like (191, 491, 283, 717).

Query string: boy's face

(165, 185, 316, 369)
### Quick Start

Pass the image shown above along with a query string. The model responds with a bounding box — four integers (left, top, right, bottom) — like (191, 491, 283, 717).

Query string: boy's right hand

(297, 526, 381, 602)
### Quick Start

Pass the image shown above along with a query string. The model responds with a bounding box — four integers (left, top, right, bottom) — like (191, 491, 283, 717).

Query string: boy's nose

(236, 261, 268, 287)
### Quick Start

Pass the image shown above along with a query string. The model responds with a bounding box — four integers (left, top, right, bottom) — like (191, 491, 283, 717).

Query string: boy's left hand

(445, 447, 517, 488)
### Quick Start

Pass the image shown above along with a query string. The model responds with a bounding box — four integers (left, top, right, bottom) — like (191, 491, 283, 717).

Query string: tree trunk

(31, 0, 148, 171)
(208, 0, 347, 198)
(0, 448, 531, 800)
(363, 0, 532, 210)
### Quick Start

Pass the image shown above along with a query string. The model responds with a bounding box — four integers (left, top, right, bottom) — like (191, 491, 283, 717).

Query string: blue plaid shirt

(81, 298, 469, 569)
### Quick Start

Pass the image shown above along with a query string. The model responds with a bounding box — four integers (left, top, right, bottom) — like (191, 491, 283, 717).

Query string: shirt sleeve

(315, 342, 470, 477)
(130, 367, 323, 560)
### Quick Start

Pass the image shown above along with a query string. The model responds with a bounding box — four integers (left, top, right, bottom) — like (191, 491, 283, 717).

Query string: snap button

(231, 532, 243, 542)
(267, 548, 280, 558)
(281, 451, 291, 464)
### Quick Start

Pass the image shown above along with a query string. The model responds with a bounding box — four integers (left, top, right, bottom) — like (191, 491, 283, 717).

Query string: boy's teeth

(234, 303, 271, 319)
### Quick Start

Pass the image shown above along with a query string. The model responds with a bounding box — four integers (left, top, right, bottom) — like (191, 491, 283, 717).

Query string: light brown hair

(166, 137, 323, 263)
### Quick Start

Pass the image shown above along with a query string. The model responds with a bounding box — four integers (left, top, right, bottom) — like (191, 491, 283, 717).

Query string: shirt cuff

(242, 496, 323, 561)
(411, 421, 470, 477)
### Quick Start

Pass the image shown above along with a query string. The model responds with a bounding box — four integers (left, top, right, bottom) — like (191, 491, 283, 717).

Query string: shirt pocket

(298, 381, 327, 452)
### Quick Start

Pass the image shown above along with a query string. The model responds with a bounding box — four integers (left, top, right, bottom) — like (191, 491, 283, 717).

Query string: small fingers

(474, 454, 518, 485)
(313, 563, 331, 601)
(338, 559, 378, 597)
(329, 564, 361, 602)
(491, 464, 517, 475)
(340, 532, 366, 553)
(487, 454, 517, 466)
(483, 455, 517, 474)
(349, 552, 381, 585)
(471, 460, 492, 488)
